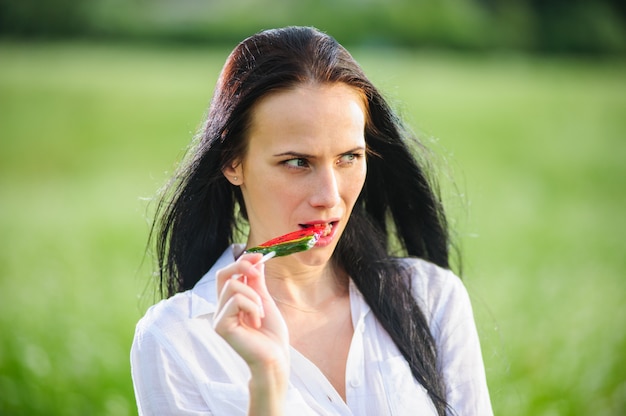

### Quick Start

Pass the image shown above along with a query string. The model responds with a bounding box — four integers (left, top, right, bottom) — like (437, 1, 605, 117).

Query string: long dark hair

(153, 26, 454, 415)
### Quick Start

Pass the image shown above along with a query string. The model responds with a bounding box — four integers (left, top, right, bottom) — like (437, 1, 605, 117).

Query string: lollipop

(245, 224, 328, 257)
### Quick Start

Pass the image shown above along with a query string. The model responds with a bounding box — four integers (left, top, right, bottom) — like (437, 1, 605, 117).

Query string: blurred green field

(1, 41, 625, 415)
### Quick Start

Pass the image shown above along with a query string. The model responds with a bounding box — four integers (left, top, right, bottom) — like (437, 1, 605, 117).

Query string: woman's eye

(283, 158, 308, 168)
(338, 153, 362, 164)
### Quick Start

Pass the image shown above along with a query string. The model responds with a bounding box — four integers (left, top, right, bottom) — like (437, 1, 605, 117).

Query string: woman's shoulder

(134, 291, 195, 337)
(396, 257, 470, 323)
(398, 257, 463, 292)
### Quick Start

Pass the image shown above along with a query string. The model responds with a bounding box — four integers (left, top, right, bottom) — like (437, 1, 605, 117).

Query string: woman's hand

(213, 253, 289, 414)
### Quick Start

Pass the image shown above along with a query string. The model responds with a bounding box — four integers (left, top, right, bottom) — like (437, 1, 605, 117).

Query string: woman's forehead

(246, 84, 366, 148)
(250, 83, 365, 125)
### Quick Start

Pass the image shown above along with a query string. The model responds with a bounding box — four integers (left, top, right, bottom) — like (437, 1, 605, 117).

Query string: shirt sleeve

(131, 324, 215, 416)
(428, 269, 494, 416)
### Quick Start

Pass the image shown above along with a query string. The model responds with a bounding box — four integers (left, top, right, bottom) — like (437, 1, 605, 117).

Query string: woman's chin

(293, 246, 335, 267)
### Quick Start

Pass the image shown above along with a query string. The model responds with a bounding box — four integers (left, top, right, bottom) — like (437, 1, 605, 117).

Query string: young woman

(131, 26, 493, 415)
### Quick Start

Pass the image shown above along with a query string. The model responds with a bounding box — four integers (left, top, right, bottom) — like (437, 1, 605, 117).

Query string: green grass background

(1, 42, 624, 415)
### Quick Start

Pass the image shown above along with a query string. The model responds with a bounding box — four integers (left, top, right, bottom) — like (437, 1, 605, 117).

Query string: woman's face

(226, 83, 367, 265)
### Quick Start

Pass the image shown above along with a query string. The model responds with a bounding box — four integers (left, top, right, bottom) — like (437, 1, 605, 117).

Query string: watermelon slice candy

(245, 224, 329, 257)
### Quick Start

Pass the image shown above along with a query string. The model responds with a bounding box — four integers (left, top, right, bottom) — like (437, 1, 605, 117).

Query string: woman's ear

(223, 162, 243, 185)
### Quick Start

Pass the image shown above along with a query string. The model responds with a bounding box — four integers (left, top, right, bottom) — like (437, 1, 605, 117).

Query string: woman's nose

(309, 167, 341, 208)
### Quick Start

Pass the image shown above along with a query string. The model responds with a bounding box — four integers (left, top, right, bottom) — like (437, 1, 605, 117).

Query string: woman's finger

(240, 263, 273, 302)
(215, 254, 264, 293)
(215, 278, 264, 319)
(213, 292, 264, 333)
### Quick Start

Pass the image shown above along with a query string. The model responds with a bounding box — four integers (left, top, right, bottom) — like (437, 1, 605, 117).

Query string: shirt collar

(190, 244, 245, 318)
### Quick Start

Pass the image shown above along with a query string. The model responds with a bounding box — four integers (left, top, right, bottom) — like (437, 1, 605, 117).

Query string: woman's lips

(299, 221, 338, 246)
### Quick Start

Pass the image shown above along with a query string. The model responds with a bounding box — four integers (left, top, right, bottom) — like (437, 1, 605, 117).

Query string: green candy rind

(245, 235, 317, 257)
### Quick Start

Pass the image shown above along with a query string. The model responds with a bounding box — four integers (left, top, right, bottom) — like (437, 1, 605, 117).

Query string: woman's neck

(264, 261, 349, 310)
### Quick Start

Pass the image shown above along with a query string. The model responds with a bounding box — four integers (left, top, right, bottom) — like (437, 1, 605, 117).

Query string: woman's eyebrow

(272, 151, 315, 158)
(273, 146, 365, 158)
(340, 146, 366, 155)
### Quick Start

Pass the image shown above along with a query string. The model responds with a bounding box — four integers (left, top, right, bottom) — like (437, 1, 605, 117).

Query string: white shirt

(131, 245, 493, 415)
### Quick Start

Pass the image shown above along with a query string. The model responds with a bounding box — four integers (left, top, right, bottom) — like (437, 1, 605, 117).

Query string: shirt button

(350, 378, 361, 388)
